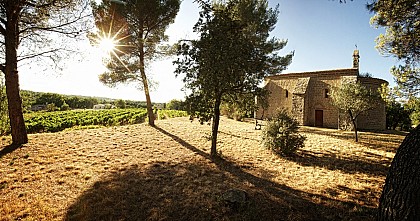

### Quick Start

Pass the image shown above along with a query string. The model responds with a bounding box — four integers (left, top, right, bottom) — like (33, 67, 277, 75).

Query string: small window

(325, 89, 329, 98)
(286, 90, 289, 98)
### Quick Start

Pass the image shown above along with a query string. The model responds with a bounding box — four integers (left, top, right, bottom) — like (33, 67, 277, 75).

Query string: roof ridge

(266, 68, 359, 79)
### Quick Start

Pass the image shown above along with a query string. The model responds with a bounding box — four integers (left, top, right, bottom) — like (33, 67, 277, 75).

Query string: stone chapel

(256, 50, 387, 130)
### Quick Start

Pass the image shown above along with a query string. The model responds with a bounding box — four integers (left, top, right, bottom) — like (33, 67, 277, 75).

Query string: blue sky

(19, 0, 398, 103)
(272, 0, 396, 77)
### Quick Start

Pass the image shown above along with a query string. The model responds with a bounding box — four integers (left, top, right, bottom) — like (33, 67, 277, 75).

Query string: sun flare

(92, 28, 132, 73)
(98, 36, 116, 54)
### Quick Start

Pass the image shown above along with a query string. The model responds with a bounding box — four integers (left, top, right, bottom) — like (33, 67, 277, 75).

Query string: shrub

(46, 103, 58, 112)
(61, 102, 70, 111)
(262, 109, 306, 156)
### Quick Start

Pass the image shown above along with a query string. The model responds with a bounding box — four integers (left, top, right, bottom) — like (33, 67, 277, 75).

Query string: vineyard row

(24, 109, 188, 134)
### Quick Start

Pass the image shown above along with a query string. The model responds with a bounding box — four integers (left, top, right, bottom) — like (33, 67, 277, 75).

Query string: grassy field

(0, 117, 406, 220)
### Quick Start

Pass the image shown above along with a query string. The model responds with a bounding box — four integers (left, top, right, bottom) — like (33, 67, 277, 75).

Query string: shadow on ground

(65, 126, 377, 221)
(288, 149, 390, 176)
(300, 127, 405, 153)
(0, 143, 21, 158)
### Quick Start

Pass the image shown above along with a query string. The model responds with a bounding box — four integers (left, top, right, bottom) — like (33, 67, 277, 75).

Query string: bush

(220, 102, 247, 121)
(262, 109, 306, 156)
(61, 102, 70, 111)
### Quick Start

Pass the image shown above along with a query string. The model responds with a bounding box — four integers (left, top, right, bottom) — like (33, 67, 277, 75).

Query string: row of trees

(31, 92, 148, 110)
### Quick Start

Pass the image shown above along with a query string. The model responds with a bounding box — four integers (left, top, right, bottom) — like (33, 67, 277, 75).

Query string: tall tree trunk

(139, 44, 154, 127)
(4, 4, 28, 145)
(377, 125, 420, 220)
(210, 96, 222, 157)
(348, 110, 358, 142)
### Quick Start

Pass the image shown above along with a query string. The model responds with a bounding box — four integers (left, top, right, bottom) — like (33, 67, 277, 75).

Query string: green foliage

(19, 90, 152, 111)
(330, 82, 383, 141)
(166, 99, 185, 110)
(20, 90, 40, 112)
(65, 96, 99, 109)
(369, 0, 419, 96)
(114, 99, 126, 109)
(391, 65, 420, 96)
(175, 0, 292, 122)
(24, 109, 148, 134)
(221, 92, 268, 121)
(174, 0, 292, 155)
(46, 103, 58, 112)
(0, 76, 9, 135)
(220, 101, 247, 121)
(386, 101, 412, 131)
(22, 108, 188, 134)
(91, 0, 181, 126)
(157, 110, 188, 120)
(60, 102, 70, 111)
(369, 0, 419, 64)
(261, 109, 306, 156)
(126, 100, 147, 108)
(331, 83, 382, 117)
(35, 92, 65, 107)
(406, 97, 420, 127)
(381, 85, 412, 131)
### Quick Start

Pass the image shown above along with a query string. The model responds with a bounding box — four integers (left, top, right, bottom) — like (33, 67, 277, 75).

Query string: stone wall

(356, 77, 388, 130)
(306, 74, 354, 128)
(256, 69, 387, 131)
(256, 78, 297, 119)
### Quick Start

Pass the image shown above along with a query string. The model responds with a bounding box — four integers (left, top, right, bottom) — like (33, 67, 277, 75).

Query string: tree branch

(19, 13, 90, 35)
(25, 0, 63, 9)
(17, 48, 63, 62)
(0, 16, 6, 36)
(0, 25, 5, 36)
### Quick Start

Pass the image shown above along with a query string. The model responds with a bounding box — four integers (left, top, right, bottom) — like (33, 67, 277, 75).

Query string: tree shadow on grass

(287, 149, 390, 177)
(218, 130, 260, 142)
(300, 127, 405, 153)
(0, 143, 21, 158)
(65, 126, 378, 221)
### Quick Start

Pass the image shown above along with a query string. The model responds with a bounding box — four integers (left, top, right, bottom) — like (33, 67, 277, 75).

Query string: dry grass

(0, 117, 406, 221)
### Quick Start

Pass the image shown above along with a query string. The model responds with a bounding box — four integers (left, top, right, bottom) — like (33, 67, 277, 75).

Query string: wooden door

(315, 110, 323, 127)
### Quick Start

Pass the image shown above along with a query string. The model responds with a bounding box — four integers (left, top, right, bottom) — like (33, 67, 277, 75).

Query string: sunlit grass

(0, 117, 406, 220)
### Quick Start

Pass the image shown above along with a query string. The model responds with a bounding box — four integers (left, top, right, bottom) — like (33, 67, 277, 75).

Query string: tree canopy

(369, 1, 420, 219)
(0, 0, 90, 145)
(91, 0, 180, 127)
(174, 0, 293, 157)
(369, 0, 419, 96)
(330, 81, 382, 142)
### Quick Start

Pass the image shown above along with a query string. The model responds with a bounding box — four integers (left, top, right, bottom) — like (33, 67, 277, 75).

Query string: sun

(98, 36, 117, 54)
(92, 28, 133, 72)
